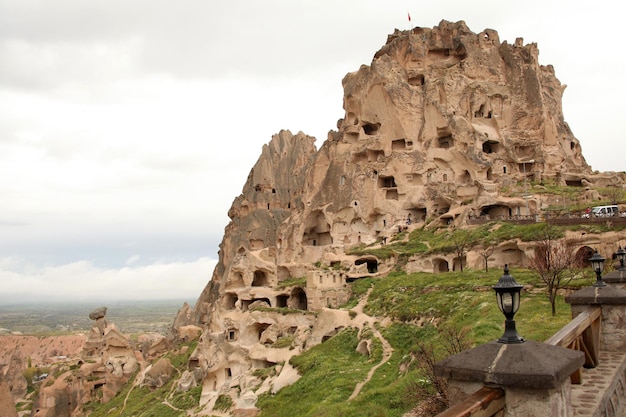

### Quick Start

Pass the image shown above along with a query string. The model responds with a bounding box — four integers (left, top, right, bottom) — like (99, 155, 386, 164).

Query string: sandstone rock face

(176, 21, 625, 414)
(142, 357, 174, 388)
(0, 371, 18, 417)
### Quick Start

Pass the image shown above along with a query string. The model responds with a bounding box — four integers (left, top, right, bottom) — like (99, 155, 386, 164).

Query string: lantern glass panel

(591, 259, 602, 273)
(501, 293, 513, 313)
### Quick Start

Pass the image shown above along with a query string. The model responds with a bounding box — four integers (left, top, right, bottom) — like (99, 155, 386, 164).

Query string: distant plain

(0, 299, 190, 335)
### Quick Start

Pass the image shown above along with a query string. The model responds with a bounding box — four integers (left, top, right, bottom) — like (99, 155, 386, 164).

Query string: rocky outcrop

(0, 370, 18, 417)
(175, 21, 625, 414)
(31, 308, 139, 416)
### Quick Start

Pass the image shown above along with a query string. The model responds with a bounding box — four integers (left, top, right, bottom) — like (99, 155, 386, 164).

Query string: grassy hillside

(255, 267, 585, 417)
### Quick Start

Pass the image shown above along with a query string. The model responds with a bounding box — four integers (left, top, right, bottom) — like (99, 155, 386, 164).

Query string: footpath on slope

(348, 288, 394, 400)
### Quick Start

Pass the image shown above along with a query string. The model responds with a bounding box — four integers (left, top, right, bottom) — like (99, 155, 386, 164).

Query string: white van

(584, 205, 618, 218)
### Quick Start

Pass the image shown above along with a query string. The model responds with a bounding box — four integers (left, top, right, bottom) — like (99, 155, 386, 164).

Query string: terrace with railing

(433, 261, 626, 417)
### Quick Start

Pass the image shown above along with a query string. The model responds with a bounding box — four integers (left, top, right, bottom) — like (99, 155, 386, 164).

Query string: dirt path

(348, 288, 394, 400)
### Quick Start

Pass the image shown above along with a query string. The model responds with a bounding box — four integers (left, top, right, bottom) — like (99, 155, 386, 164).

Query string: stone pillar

(565, 285, 626, 352)
(435, 340, 584, 417)
(602, 269, 626, 290)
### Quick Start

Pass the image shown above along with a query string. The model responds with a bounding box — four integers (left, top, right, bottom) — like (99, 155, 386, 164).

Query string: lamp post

(493, 264, 525, 344)
(589, 250, 606, 287)
(616, 246, 626, 271)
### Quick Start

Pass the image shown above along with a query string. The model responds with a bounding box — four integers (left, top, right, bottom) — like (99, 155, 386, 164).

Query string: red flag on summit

(408, 12, 411, 22)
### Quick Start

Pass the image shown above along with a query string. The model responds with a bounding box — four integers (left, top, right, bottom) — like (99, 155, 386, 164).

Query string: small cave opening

(355, 258, 378, 273)
(227, 329, 238, 342)
(434, 258, 450, 273)
(482, 140, 500, 154)
(362, 122, 381, 135)
(408, 74, 425, 86)
(224, 293, 238, 310)
(378, 175, 397, 188)
(437, 135, 453, 148)
(254, 323, 271, 342)
(252, 270, 268, 287)
(565, 180, 583, 187)
(276, 294, 289, 308)
(290, 287, 308, 310)
(392, 138, 407, 150)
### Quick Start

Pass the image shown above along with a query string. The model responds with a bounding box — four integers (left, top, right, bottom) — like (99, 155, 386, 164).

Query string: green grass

(277, 276, 307, 289)
(257, 328, 375, 417)
(254, 267, 576, 417)
(346, 222, 574, 261)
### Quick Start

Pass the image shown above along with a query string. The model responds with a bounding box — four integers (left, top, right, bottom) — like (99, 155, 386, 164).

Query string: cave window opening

(255, 323, 271, 341)
(408, 74, 425, 86)
(378, 176, 397, 188)
(362, 122, 380, 135)
(276, 295, 288, 307)
(482, 140, 500, 154)
(227, 329, 238, 341)
(225, 368, 232, 380)
(565, 180, 583, 187)
(224, 293, 238, 310)
(503, 166, 507, 174)
(437, 135, 453, 148)
(291, 287, 308, 310)
(272, 188, 276, 193)
(252, 270, 268, 287)
(392, 139, 407, 150)
(355, 258, 378, 273)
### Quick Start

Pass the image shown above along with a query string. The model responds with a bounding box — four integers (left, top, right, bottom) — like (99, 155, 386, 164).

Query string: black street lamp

(493, 264, 525, 344)
(589, 250, 606, 288)
(616, 246, 626, 271)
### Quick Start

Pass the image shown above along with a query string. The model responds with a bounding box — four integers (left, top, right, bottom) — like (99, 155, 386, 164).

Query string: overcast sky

(0, 0, 623, 304)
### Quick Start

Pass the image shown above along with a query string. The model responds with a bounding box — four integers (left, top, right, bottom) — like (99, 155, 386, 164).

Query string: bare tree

(408, 326, 471, 412)
(449, 229, 477, 273)
(479, 237, 499, 272)
(528, 225, 580, 316)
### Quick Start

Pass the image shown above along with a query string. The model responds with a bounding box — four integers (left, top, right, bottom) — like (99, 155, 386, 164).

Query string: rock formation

(173, 20, 625, 414)
(30, 308, 139, 416)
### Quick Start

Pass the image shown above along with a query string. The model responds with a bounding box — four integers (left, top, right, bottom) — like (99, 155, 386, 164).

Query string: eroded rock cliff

(175, 20, 624, 415)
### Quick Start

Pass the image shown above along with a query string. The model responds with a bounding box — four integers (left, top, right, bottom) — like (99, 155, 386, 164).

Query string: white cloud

(0, 256, 216, 303)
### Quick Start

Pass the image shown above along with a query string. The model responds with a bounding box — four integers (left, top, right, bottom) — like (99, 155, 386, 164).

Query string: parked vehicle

(582, 205, 619, 218)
